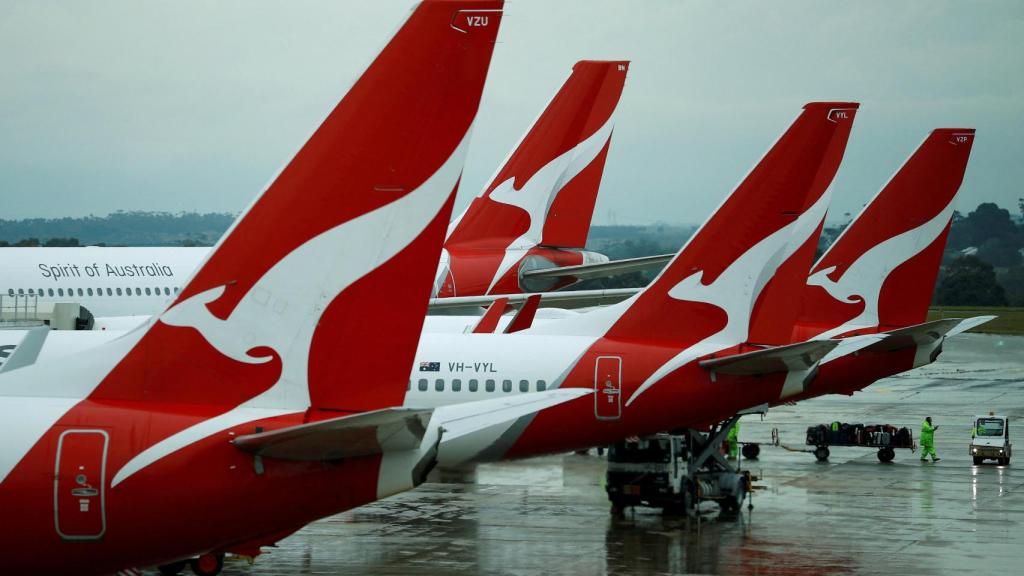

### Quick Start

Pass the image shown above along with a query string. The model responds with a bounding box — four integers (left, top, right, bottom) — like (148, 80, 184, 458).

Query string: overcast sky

(1, 0, 1021, 226)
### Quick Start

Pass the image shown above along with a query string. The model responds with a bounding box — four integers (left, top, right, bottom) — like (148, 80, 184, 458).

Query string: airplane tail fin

(797, 128, 976, 339)
(446, 60, 629, 252)
(556, 103, 858, 348)
(91, 0, 503, 413)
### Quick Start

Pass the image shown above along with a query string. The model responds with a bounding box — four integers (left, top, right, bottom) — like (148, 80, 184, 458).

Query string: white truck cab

(971, 415, 1011, 465)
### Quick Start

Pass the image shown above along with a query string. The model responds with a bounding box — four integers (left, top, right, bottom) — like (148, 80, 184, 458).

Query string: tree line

(2, 203, 1021, 306)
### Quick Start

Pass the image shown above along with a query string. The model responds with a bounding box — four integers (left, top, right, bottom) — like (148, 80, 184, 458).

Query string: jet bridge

(0, 295, 94, 330)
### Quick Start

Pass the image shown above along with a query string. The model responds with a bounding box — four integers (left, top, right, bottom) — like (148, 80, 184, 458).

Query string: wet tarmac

(213, 333, 1023, 575)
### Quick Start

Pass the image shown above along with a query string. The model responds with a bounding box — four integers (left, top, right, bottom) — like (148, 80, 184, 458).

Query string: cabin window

(27, 288, 34, 296)
(502, 379, 512, 393)
(165, 287, 172, 295)
(57, 288, 64, 297)
(519, 379, 529, 393)
(18, 288, 24, 296)
(435, 379, 444, 392)
(485, 379, 496, 392)
(48, 288, 54, 297)
(106, 288, 112, 296)
(116, 287, 123, 296)
(145, 287, 152, 296)
(452, 379, 462, 392)
(468, 379, 479, 392)
(6, 289, 12, 296)
(172, 287, 179, 294)
(77, 288, 83, 297)
(406, 379, 411, 391)
(418, 379, 428, 391)
(134, 287, 141, 296)
(537, 380, 547, 392)
(86, 288, 93, 296)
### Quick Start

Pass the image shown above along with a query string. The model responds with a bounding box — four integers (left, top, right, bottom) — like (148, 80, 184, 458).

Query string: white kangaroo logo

(809, 196, 955, 339)
(112, 135, 470, 487)
(484, 115, 615, 293)
(626, 190, 831, 406)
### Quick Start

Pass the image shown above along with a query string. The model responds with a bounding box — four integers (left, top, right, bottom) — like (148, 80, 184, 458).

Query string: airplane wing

(698, 340, 840, 376)
(519, 253, 673, 282)
(428, 287, 638, 314)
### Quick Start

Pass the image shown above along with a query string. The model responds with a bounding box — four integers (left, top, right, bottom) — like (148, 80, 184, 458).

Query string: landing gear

(157, 560, 188, 575)
(190, 553, 225, 576)
(814, 446, 830, 462)
(877, 447, 895, 463)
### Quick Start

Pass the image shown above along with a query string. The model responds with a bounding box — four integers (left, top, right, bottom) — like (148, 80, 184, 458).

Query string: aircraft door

(594, 356, 622, 420)
(54, 429, 109, 540)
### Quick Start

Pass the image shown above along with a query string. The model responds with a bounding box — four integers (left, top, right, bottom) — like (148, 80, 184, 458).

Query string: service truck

(971, 415, 1011, 465)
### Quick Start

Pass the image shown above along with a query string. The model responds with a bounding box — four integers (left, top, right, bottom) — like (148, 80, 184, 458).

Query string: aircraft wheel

(742, 443, 760, 460)
(814, 446, 830, 462)
(158, 560, 187, 575)
(190, 553, 224, 576)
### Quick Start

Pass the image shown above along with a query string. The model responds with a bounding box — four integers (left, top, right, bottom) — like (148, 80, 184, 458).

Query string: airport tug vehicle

(605, 413, 757, 516)
(971, 415, 1012, 465)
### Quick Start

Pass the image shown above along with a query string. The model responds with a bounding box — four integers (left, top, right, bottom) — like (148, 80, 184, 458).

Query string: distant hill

(0, 211, 234, 246)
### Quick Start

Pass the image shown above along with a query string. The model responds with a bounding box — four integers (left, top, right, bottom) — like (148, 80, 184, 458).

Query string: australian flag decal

(419, 361, 440, 372)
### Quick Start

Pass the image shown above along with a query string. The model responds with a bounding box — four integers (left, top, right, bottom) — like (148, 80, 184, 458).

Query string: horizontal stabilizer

(862, 315, 996, 353)
(232, 408, 433, 462)
(819, 333, 887, 365)
(0, 326, 49, 374)
(946, 315, 996, 337)
(699, 340, 840, 376)
(520, 253, 673, 282)
(435, 388, 592, 442)
(428, 287, 637, 315)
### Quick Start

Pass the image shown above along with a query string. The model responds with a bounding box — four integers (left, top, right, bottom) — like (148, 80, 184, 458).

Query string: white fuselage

(1, 245, 545, 321)
(0, 247, 208, 317)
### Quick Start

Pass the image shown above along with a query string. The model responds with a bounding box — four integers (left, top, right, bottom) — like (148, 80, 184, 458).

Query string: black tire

(719, 496, 740, 514)
(814, 446, 830, 462)
(742, 443, 760, 460)
(158, 561, 188, 575)
(973, 456, 984, 465)
(190, 553, 224, 576)
(877, 448, 894, 463)
(999, 457, 1009, 466)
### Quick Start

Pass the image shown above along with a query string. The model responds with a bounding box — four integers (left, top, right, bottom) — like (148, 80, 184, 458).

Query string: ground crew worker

(727, 420, 740, 460)
(972, 411, 996, 438)
(920, 416, 940, 462)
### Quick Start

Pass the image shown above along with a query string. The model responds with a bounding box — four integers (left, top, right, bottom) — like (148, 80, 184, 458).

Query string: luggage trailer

(805, 422, 916, 463)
